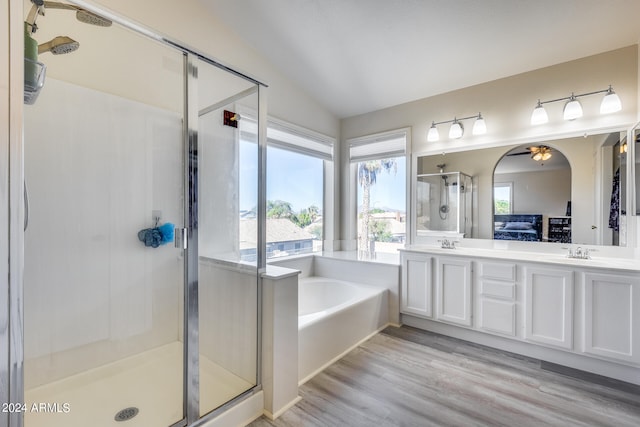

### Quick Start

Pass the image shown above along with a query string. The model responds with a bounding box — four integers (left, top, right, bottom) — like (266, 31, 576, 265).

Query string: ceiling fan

(507, 145, 553, 161)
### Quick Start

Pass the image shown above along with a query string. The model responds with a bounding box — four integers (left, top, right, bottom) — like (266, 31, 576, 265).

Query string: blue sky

(357, 158, 406, 212)
(239, 143, 406, 213)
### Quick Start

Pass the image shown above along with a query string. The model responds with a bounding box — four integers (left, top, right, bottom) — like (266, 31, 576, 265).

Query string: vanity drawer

(480, 279, 515, 300)
(480, 262, 516, 281)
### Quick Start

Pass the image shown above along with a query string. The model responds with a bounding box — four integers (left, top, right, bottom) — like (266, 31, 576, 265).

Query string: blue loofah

(158, 222, 175, 245)
(138, 227, 162, 248)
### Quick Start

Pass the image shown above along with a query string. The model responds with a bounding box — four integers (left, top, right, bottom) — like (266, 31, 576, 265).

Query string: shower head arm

(25, 4, 45, 33)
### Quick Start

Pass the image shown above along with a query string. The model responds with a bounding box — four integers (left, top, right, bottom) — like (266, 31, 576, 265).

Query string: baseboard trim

(540, 360, 640, 394)
(263, 396, 302, 420)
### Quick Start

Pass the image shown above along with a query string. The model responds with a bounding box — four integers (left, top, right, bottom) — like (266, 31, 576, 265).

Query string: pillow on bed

(503, 221, 533, 230)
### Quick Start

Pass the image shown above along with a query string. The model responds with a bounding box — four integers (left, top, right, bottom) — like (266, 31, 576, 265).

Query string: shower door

(20, 2, 265, 426)
(22, 7, 187, 427)
(192, 57, 262, 418)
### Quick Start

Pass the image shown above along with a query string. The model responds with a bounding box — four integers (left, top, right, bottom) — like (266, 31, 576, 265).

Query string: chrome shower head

(75, 9, 112, 27)
(38, 36, 79, 54)
(43, 2, 112, 27)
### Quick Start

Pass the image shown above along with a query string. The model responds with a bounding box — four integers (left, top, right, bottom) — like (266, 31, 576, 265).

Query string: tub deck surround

(400, 242, 640, 385)
(261, 265, 301, 419)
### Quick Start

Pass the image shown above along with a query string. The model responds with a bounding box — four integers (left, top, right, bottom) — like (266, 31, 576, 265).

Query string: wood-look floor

(249, 326, 640, 427)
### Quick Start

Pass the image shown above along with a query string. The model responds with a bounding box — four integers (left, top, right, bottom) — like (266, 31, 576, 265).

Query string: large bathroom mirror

(416, 130, 628, 246)
(634, 124, 640, 215)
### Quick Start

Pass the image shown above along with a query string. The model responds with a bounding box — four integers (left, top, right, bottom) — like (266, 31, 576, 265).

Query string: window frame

(265, 117, 336, 258)
(493, 181, 514, 214)
(347, 128, 410, 252)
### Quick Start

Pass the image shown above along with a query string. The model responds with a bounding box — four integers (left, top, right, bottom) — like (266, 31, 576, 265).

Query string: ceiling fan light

(472, 114, 487, 135)
(600, 86, 622, 114)
(563, 94, 583, 120)
(531, 101, 548, 125)
(427, 122, 439, 142)
(620, 142, 628, 154)
(449, 120, 463, 139)
(532, 152, 542, 161)
(541, 151, 552, 161)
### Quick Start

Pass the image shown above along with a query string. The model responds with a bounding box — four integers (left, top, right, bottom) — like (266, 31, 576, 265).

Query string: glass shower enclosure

(19, 1, 265, 426)
(415, 172, 473, 237)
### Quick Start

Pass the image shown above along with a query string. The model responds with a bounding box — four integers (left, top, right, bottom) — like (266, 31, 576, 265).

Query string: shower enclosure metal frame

(414, 171, 473, 238)
(2, 1, 268, 426)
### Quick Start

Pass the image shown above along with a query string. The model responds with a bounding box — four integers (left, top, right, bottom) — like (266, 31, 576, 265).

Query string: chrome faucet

(438, 238, 457, 249)
(565, 246, 591, 259)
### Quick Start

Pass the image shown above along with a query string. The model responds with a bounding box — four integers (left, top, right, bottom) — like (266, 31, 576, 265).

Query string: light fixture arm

(431, 113, 483, 126)
(537, 87, 612, 107)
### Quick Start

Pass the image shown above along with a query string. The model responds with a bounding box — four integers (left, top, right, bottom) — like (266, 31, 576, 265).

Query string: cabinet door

(479, 299, 516, 336)
(401, 253, 433, 318)
(525, 267, 574, 349)
(436, 257, 472, 326)
(583, 272, 640, 365)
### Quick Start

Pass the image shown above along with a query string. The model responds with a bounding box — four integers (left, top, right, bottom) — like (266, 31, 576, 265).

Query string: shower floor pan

(24, 342, 253, 427)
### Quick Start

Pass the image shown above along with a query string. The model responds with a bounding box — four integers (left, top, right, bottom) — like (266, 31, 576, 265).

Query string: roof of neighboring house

(240, 218, 315, 249)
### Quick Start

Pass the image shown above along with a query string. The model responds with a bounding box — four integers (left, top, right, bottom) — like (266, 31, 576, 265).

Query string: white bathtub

(298, 277, 388, 383)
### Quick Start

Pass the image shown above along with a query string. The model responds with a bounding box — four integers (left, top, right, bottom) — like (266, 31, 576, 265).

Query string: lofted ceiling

(200, 0, 640, 119)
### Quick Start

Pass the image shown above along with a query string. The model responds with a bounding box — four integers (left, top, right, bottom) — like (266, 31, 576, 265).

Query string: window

(266, 119, 334, 258)
(494, 182, 513, 214)
(236, 115, 333, 261)
(349, 129, 408, 254)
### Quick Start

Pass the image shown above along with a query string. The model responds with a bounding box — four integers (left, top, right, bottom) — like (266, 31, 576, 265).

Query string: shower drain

(114, 407, 139, 422)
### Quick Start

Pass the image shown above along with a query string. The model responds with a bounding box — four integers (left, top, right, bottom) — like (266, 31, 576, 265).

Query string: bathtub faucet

(438, 238, 457, 249)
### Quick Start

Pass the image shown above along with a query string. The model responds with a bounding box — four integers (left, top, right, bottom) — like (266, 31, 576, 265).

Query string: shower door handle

(24, 181, 30, 231)
(175, 227, 188, 249)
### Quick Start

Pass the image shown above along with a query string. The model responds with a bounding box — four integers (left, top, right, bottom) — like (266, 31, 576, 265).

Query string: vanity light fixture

(531, 85, 622, 125)
(563, 93, 583, 121)
(427, 113, 486, 142)
(449, 119, 464, 139)
(600, 86, 622, 114)
(530, 100, 549, 125)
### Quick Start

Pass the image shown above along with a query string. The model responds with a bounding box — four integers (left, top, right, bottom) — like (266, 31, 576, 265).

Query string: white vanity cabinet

(400, 252, 434, 318)
(435, 257, 472, 326)
(524, 266, 574, 350)
(400, 247, 640, 384)
(477, 262, 517, 336)
(582, 272, 640, 365)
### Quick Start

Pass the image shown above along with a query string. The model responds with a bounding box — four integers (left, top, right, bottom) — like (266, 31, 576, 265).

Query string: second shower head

(38, 36, 79, 55)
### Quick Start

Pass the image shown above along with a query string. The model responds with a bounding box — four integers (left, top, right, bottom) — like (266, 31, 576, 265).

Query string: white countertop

(401, 245, 640, 273)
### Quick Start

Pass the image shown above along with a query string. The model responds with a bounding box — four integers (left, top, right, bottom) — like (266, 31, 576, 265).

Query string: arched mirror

(493, 145, 571, 242)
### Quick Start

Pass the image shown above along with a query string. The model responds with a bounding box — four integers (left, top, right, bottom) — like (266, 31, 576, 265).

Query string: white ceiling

(200, 0, 640, 119)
